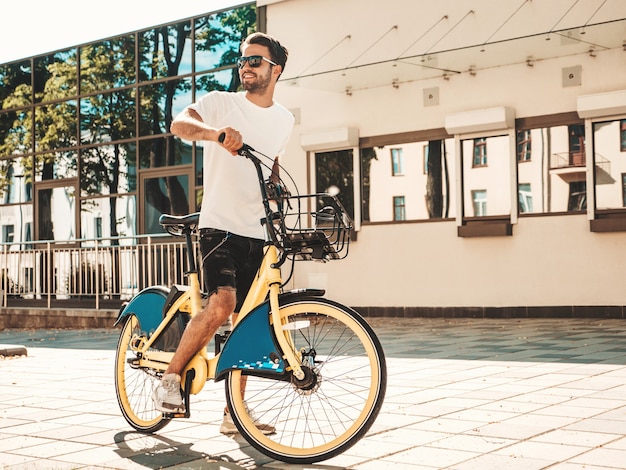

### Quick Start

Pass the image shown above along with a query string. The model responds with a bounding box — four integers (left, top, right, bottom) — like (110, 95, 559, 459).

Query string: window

(393, 196, 406, 221)
(569, 124, 585, 166)
(462, 135, 510, 218)
(519, 183, 533, 213)
(360, 138, 455, 223)
(568, 181, 586, 211)
(2, 224, 14, 243)
(471, 190, 487, 216)
(94, 217, 103, 239)
(622, 174, 626, 207)
(593, 119, 626, 211)
(517, 130, 531, 162)
(621, 120, 626, 152)
(0, 4, 255, 240)
(315, 150, 355, 220)
(391, 148, 404, 175)
(518, 121, 585, 214)
(473, 138, 487, 167)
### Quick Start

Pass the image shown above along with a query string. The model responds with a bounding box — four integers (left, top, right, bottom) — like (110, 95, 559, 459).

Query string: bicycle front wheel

(225, 298, 386, 464)
(114, 315, 170, 433)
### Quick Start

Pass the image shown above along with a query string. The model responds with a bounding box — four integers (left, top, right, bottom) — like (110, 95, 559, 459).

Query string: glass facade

(0, 3, 256, 244)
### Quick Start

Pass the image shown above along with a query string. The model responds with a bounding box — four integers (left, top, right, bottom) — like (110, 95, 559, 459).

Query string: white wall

(265, 0, 626, 309)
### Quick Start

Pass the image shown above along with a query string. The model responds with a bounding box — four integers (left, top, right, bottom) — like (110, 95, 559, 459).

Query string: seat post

(183, 227, 197, 275)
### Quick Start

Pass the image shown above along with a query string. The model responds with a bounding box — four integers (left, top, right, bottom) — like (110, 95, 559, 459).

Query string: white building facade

(262, 0, 626, 316)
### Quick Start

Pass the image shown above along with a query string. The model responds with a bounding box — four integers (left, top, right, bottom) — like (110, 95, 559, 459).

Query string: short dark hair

(242, 32, 288, 73)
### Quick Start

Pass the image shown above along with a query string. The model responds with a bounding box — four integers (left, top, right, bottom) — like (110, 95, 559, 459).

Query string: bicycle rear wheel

(114, 315, 170, 433)
(224, 298, 386, 464)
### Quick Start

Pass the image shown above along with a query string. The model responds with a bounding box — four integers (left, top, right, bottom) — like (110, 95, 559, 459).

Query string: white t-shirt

(190, 91, 294, 239)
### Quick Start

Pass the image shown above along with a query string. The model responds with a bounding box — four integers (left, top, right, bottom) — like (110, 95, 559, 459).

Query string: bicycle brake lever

(218, 132, 255, 156)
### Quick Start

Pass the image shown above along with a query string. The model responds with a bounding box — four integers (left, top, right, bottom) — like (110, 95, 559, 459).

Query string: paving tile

(1, 318, 626, 468)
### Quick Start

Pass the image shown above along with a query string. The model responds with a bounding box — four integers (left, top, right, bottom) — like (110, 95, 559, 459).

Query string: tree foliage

(0, 4, 256, 235)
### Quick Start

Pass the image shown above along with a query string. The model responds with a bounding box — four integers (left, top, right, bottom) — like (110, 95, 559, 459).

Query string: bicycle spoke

(226, 300, 386, 464)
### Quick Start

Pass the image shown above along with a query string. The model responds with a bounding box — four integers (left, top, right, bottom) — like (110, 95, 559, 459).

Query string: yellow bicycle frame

(127, 241, 304, 395)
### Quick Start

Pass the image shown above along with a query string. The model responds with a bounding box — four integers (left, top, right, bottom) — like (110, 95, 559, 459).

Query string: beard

(240, 68, 272, 94)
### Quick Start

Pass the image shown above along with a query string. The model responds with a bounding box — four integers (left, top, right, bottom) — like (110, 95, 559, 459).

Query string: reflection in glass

(80, 36, 136, 93)
(0, 4, 256, 239)
(593, 119, 626, 211)
(518, 183, 533, 213)
(37, 185, 76, 241)
(0, 162, 32, 204)
(81, 195, 136, 240)
(139, 78, 192, 136)
(195, 187, 203, 212)
(195, 69, 236, 94)
(144, 174, 189, 233)
(462, 135, 510, 218)
(35, 152, 78, 180)
(0, 202, 33, 243)
(0, 61, 33, 156)
(0, 109, 33, 156)
(35, 101, 77, 151)
(33, 49, 77, 103)
(139, 136, 191, 169)
(194, 5, 256, 85)
(315, 150, 354, 219)
(139, 22, 192, 82)
(80, 144, 136, 196)
(0, 60, 32, 105)
(2, 207, 30, 249)
(80, 89, 136, 143)
(361, 139, 455, 222)
(195, 143, 203, 187)
(518, 125, 586, 214)
(393, 196, 406, 221)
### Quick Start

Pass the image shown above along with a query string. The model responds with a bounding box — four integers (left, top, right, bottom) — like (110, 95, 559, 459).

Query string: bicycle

(113, 140, 387, 464)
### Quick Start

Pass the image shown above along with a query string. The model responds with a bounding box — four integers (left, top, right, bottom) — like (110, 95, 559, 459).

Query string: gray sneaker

(152, 373, 185, 413)
(220, 403, 275, 435)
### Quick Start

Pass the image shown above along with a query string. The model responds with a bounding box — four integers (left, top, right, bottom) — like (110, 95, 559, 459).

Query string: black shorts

(198, 228, 264, 313)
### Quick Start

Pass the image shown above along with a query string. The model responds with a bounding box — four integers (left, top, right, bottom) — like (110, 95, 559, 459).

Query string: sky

(0, 0, 244, 64)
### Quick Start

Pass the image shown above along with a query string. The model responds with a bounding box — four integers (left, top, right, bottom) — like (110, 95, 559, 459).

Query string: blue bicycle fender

(215, 300, 286, 381)
(113, 286, 169, 336)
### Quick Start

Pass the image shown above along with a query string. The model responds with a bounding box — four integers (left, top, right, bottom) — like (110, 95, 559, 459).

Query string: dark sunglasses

(237, 55, 278, 69)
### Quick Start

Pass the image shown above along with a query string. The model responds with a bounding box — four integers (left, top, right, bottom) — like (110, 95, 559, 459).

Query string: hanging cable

(296, 35, 351, 76)
(481, 0, 530, 47)
(549, 0, 581, 32)
(347, 25, 398, 67)
(581, 0, 608, 33)
(396, 15, 448, 59)
(423, 10, 475, 55)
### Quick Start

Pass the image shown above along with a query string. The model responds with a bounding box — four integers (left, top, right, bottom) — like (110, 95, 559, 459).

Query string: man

(152, 32, 294, 434)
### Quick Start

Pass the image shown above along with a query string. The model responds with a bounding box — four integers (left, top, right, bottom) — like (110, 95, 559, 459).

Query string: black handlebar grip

(218, 132, 254, 155)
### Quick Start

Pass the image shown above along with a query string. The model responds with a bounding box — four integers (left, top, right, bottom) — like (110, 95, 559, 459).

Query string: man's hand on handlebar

(216, 128, 243, 156)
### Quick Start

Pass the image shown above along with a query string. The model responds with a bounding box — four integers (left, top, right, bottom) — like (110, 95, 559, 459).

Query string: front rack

(271, 193, 352, 262)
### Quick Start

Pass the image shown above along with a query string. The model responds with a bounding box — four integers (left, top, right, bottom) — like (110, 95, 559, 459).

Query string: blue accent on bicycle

(215, 300, 286, 380)
(114, 286, 168, 335)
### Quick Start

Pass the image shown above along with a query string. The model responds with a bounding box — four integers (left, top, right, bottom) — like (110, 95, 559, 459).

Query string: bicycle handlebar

(161, 132, 352, 264)
(218, 132, 256, 157)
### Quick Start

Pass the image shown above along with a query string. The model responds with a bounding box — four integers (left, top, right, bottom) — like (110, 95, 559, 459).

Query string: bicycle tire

(114, 315, 170, 433)
(224, 298, 386, 464)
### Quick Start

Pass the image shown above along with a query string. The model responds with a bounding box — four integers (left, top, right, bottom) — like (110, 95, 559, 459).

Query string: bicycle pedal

(162, 412, 188, 419)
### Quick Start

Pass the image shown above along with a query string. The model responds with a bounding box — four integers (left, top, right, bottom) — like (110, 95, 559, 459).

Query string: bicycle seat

(159, 213, 200, 236)
(159, 213, 200, 228)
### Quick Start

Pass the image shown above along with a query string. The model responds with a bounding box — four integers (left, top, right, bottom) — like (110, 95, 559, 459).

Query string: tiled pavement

(1, 317, 626, 469)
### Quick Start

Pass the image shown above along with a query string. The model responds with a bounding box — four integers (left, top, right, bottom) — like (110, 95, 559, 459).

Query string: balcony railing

(550, 151, 610, 174)
(0, 234, 198, 310)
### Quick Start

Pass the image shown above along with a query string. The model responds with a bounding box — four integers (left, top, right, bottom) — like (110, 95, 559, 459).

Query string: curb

(0, 344, 28, 357)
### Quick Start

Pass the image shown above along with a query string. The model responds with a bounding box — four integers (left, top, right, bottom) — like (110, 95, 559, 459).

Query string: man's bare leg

(152, 288, 236, 413)
(166, 288, 236, 376)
